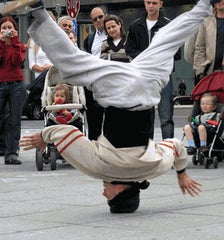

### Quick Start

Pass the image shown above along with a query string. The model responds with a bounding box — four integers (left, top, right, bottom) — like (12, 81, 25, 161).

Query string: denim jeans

(0, 81, 26, 159)
(157, 76, 174, 139)
(0, 104, 9, 153)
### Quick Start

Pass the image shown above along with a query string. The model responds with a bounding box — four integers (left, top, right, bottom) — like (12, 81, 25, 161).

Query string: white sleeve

(28, 38, 36, 70)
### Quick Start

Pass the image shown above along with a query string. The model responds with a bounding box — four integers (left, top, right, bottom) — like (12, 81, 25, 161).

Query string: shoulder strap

(211, 112, 218, 120)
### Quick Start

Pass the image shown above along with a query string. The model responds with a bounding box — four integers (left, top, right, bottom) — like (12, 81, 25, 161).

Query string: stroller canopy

(192, 71, 224, 103)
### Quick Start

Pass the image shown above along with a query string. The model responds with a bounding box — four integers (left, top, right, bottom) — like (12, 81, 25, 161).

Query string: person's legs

(157, 77, 174, 139)
(0, 104, 9, 156)
(1, 0, 210, 112)
(28, 12, 146, 110)
(25, 0, 210, 111)
(103, 107, 154, 148)
(184, 125, 195, 145)
(183, 124, 197, 154)
(0, 85, 8, 156)
(198, 124, 207, 146)
(5, 82, 26, 163)
(0, 0, 41, 15)
(84, 88, 104, 140)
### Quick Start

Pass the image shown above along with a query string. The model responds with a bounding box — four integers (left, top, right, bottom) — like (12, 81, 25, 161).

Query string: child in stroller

(48, 84, 76, 125)
(184, 93, 220, 155)
(35, 66, 87, 171)
(184, 71, 224, 169)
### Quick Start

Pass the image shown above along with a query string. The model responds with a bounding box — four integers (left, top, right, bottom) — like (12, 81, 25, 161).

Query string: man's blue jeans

(0, 81, 26, 159)
(158, 77, 174, 139)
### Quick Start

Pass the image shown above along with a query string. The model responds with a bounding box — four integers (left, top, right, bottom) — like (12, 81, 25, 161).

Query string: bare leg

(184, 124, 194, 142)
(198, 124, 207, 142)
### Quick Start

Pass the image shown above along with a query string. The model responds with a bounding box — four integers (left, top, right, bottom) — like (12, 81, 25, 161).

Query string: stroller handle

(45, 103, 83, 111)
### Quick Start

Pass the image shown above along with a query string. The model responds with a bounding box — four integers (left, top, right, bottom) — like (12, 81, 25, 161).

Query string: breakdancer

(0, 0, 215, 213)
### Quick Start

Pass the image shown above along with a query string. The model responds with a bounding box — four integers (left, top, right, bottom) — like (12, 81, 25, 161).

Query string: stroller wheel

(36, 147, 43, 171)
(192, 155, 198, 165)
(50, 148, 57, 171)
(204, 157, 210, 169)
(198, 153, 204, 165)
(213, 156, 219, 169)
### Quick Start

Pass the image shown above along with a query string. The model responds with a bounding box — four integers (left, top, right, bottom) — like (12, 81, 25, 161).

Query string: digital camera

(5, 31, 12, 37)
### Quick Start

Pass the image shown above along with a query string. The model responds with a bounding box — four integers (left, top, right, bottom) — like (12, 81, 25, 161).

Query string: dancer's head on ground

(103, 181, 150, 213)
(52, 84, 69, 104)
(90, 7, 107, 33)
(200, 93, 218, 114)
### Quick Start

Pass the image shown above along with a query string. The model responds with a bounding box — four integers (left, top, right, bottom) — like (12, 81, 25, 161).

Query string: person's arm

(0, 36, 5, 61)
(61, 109, 71, 116)
(184, 33, 197, 64)
(193, 22, 207, 78)
(10, 31, 27, 66)
(174, 47, 181, 61)
(177, 170, 202, 196)
(100, 40, 109, 60)
(28, 39, 45, 73)
(125, 24, 141, 59)
(170, 139, 202, 196)
(20, 131, 47, 153)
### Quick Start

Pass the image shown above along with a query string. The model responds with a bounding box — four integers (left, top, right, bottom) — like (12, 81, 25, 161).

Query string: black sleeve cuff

(177, 168, 186, 174)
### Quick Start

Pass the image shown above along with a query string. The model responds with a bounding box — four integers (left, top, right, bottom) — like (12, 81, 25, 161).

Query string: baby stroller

(23, 71, 47, 120)
(35, 66, 87, 171)
(184, 71, 224, 169)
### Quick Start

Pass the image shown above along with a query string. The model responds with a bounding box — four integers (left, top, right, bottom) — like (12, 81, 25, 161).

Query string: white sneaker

(0, 0, 40, 16)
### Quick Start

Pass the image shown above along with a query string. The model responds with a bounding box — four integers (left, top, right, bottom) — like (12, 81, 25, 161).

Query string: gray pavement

(1, 119, 224, 239)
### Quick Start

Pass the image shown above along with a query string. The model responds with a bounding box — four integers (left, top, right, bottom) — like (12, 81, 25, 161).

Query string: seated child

(50, 84, 74, 124)
(183, 93, 220, 155)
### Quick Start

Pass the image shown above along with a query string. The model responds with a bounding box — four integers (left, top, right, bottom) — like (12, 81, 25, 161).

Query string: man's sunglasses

(92, 15, 104, 22)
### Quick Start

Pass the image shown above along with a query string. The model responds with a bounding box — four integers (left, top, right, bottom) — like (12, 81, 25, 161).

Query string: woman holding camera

(0, 16, 27, 164)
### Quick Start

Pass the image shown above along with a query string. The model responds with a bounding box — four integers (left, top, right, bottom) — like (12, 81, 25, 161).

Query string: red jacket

(0, 36, 27, 82)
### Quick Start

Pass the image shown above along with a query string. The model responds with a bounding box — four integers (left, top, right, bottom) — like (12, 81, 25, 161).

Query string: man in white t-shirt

(126, 0, 181, 140)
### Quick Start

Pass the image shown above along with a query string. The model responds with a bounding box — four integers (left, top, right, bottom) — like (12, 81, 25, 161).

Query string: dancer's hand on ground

(177, 171, 203, 197)
(20, 132, 47, 153)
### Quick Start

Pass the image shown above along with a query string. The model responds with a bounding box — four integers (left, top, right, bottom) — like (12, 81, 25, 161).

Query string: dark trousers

(84, 88, 104, 140)
(103, 107, 154, 148)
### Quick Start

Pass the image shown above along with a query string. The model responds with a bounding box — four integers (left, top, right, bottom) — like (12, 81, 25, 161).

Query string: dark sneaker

(199, 146, 208, 153)
(0, 150, 5, 156)
(5, 155, 22, 165)
(0, 151, 5, 157)
(0, 0, 44, 16)
(187, 147, 196, 155)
